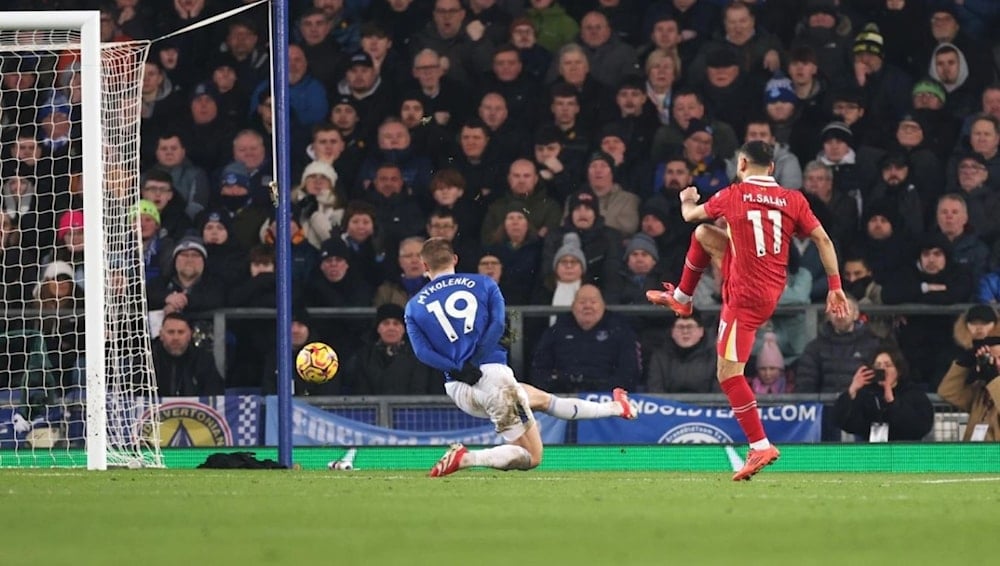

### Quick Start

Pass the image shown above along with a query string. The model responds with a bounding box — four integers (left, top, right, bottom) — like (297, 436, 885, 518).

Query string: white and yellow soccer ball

(295, 342, 339, 384)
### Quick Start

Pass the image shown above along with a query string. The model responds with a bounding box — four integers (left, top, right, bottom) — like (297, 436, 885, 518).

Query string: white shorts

(444, 363, 535, 442)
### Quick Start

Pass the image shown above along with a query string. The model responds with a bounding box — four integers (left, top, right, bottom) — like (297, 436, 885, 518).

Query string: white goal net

(0, 15, 161, 468)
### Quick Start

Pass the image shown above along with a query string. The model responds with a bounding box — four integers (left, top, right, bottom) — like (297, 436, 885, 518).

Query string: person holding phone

(937, 304, 1000, 441)
(832, 346, 934, 441)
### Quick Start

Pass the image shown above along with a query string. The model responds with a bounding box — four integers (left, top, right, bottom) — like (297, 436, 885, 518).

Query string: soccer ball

(296, 342, 339, 383)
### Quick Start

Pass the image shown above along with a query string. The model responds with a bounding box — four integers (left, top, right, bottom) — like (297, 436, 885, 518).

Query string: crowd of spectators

(2, 0, 1000, 435)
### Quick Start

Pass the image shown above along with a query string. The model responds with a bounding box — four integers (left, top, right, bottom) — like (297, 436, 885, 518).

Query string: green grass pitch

(3, 469, 999, 565)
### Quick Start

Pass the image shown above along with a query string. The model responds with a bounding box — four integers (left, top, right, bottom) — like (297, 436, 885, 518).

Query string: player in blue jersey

(406, 238, 636, 477)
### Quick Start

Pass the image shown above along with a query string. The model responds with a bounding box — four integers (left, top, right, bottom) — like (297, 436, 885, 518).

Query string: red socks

(721, 376, 766, 443)
(678, 231, 710, 296)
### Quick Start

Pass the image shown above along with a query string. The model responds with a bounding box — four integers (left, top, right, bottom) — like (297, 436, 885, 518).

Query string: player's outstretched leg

(521, 384, 637, 420)
(429, 443, 469, 477)
(428, 443, 535, 477)
(430, 383, 542, 477)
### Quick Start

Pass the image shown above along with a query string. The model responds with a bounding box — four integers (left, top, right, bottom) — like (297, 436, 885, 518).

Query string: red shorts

(716, 302, 776, 362)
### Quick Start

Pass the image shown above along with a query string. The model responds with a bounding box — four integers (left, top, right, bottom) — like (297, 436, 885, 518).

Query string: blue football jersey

(405, 273, 508, 374)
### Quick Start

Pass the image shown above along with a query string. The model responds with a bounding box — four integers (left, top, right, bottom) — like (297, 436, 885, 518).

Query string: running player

(647, 141, 849, 480)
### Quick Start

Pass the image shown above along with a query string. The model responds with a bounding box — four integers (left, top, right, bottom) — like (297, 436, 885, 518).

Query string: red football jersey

(703, 175, 821, 308)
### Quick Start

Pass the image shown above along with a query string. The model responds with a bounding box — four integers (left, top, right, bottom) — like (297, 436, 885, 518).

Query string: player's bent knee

(513, 424, 544, 469)
(528, 452, 542, 469)
(523, 444, 543, 469)
(694, 222, 721, 240)
(694, 223, 727, 254)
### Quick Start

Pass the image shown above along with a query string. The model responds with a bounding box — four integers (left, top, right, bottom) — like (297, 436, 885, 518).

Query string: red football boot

(645, 282, 694, 317)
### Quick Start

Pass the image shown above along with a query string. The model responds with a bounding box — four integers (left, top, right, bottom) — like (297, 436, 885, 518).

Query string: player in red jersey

(648, 141, 849, 480)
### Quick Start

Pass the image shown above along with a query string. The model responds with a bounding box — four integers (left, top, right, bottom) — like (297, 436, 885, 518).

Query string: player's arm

(679, 186, 711, 223)
(469, 281, 507, 366)
(405, 309, 457, 373)
(808, 223, 849, 318)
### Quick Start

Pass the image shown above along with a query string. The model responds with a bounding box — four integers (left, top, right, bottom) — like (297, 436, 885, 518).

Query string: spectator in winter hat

(37, 92, 75, 156)
(188, 82, 221, 128)
(622, 231, 659, 264)
(147, 235, 225, 316)
(566, 190, 600, 222)
(33, 260, 77, 301)
(853, 22, 884, 67)
(342, 301, 441, 395)
(537, 230, 587, 325)
(680, 118, 729, 197)
(764, 73, 797, 106)
(605, 232, 662, 308)
(195, 208, 248, 288)
(820, 121, 854, 157)
(56, 209, 84, 247)
(701, 47, 753, 137)
(850, 23, 913, 134)
(895, 113, 930, 152)
(199, 209, 232, 242)
(39, 210, 86, 291)
(882, 231, 974, 386)
(640, 194, 687, 281)
(763, 71, 805, 145)
(543, 189, 623, 292)
(137, 198, 175, 281)
(912, 77, 947, 110)
(171, 235, 208, 261)
(752, 332, 789, 394)
(305, 235, 374, 312)
(866, 152, 925, 239)
(293, 160, 344, 249)
(213, 169, 271, 250)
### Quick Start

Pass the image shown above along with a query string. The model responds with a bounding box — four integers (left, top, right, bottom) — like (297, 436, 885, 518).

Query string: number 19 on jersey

(425, 290, 479, 342)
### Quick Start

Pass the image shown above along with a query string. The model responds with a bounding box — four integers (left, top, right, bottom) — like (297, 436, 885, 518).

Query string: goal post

(0, 12, 160, 469)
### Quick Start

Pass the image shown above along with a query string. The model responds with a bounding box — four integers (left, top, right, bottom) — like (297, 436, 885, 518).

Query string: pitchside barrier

(203, 303, 976, 377)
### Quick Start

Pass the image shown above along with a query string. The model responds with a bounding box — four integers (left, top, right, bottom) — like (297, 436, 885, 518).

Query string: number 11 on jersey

(747, 209, 783, 257)
(425, 290, 478, 342)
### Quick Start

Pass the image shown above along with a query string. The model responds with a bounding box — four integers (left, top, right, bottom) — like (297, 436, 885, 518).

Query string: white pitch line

(915, 477, 1000, 484)
(724, 445, 744, 472)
